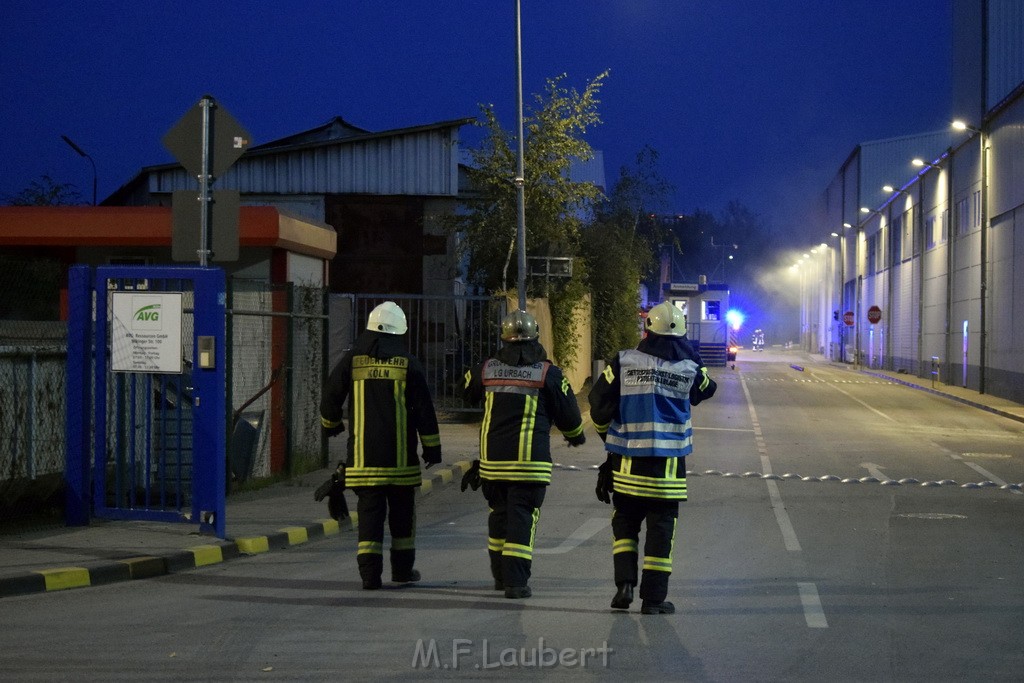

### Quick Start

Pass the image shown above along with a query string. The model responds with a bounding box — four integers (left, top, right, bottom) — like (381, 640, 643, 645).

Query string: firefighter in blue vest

(320, 301, 442, 590)
(461, 310, 585, 599)
(588, 301, 717, 614)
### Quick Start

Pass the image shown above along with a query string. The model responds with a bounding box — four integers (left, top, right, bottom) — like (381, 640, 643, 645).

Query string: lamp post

(514, 0, 527, 311)
(709, 236, 737, 283)
(61, 135, 97, 205)
(952, 119, 986, 391)
(834, 226, 846, 362)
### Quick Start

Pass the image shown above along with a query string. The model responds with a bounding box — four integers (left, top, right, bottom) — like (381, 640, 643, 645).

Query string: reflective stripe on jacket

(464, 357, 583, 485)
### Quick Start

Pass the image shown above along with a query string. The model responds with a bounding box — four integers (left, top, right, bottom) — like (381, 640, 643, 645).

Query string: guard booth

(662, 280, 731, 367)
(65, 265, 227, 537)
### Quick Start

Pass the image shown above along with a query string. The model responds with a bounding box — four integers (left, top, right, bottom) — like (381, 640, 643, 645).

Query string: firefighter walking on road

(589, 301, 717, 614)
(461, 310, 585, 599)
(320, 301, 442, 590)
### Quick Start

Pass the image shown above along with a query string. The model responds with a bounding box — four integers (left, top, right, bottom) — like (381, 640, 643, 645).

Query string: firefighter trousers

(352, 485, 417, 582)
(611, 492, 679, 603)
(481, 481, 546, 589)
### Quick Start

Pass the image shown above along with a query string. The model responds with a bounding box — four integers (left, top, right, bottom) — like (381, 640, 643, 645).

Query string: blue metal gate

(66, 265, 227, 537)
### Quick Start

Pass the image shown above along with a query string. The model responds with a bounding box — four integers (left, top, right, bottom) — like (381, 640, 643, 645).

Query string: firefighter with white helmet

(320, 301, 441, 589)
(461, 309, 585, 599)
(589, 300, 717, 614)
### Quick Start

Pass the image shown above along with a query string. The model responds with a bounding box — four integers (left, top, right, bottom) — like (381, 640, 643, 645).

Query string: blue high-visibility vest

(605, 349, 698, 458)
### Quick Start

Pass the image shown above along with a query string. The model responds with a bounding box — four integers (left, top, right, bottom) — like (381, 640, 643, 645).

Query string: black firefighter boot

(391, 548, 420, 584)
(611, 582, 634, 610)
(490, 551, 504, 591)
(358, 553, 383, 590)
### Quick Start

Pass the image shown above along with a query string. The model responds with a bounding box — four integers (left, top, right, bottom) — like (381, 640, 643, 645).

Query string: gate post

(65, 265, 92, 526)
(192, 267, 227, 538)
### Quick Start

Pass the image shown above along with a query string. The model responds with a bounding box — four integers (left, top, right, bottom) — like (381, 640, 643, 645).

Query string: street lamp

(952, 119, 981, 133)
(951, 118, 988, 392)
(61, 135, 97, 205)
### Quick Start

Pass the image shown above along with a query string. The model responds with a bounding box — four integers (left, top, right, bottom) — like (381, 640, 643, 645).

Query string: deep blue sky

(2, 1, 951, 247)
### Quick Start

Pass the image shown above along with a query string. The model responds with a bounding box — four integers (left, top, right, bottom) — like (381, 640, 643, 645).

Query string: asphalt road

(2, 351, 1022, 681)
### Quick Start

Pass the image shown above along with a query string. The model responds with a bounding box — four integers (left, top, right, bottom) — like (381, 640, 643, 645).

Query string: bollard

(930, 356, 940, 388)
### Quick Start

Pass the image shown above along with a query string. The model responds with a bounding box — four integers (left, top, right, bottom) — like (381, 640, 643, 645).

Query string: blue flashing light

(726, 308, 745, 331)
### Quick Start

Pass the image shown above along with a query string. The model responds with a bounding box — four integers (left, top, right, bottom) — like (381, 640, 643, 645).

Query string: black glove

(565, 432, 586, 447)
(595, 458, 613, 504)
(422, 445, 441, 469)
(326, 487, 349, 520)
(461, 459, 481, 492)
(322, 420, 345, 438)
(313, 477, 334, 502)
(314, 462, 346, 502)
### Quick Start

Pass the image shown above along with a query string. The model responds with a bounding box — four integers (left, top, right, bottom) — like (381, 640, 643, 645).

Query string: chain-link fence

(0, 320, 67, 525)
(227, 280, 328, 484)
(329, 293, 506, 414)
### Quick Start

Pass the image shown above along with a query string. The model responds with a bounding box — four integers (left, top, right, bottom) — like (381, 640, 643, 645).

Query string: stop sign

(867, 305, 882, 324)
(843, 311, 854, 326)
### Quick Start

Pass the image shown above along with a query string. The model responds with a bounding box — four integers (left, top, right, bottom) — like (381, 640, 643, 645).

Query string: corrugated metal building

(814, 0, 1024, 403)
(109, 116, 474, 295)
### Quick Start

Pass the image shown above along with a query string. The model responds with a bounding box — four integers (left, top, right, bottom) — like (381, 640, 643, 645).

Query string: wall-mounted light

(952, 119, 981, 134)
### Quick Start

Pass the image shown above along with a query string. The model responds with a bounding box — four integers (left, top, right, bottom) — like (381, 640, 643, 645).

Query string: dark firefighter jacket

(588, 333, 717, 500)
(463, 340, 585, 485)
(320, 330, 441, 487)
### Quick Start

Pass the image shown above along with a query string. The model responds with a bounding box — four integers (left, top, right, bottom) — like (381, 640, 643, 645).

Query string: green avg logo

(131, 298, 164, 330)
(135, 304, 161, 322)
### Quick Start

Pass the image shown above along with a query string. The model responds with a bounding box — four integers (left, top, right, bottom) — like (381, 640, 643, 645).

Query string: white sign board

(111, 292, 184, 373)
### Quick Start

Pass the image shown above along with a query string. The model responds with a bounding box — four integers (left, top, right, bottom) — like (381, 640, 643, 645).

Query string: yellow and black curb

(0, 461, 473, 599)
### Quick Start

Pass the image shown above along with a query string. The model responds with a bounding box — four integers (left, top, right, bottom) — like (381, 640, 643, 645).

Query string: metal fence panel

(227, 280, 328, 481)
(331, 293, 506, 413)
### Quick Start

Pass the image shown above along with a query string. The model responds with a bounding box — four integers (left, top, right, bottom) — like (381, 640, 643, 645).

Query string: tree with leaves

(582, 146, 674, 360)
(3, 174, 83, 206)
(454, 72, 608, 372)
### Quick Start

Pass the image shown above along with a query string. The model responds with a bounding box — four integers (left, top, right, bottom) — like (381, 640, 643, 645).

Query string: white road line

(797, 582, 829, 628)
(963, 461, 1015, 490)
(767, 480, 802, 551)
(534, 517, 610, 555)
(741, 377, 800, 550)
(823, 381, 897, 422)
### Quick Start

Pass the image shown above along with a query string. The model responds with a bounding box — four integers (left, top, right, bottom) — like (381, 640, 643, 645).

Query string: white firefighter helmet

(501, 310, 539, 342)
(646, 301, 687, 337)
(366, 301, 407, 335)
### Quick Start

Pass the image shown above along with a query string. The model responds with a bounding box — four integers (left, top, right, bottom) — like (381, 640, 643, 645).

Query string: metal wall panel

(989, 95, 1024, 217)
(987, 0, 1024, 108)
(147, 126, 462, 198)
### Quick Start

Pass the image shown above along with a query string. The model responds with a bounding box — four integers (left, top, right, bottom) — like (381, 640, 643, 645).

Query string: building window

(866, 234, 877, 276)
(890, 215, 902, 266)
(956, 197, 970, 237)
(703, 300, 720, 321)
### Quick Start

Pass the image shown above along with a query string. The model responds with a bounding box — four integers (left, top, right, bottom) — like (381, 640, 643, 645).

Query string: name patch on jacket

(482, 360, 548, 391)
(352, 355, 408, 381)
(623, 367, 689, 389)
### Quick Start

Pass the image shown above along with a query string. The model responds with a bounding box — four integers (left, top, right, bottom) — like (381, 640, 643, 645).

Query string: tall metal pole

(198, 95, 214, 267)
(514, 0, 527, 311)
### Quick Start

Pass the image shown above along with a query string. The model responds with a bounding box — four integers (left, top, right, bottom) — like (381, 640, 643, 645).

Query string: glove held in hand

(461, 460, 482, 492)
